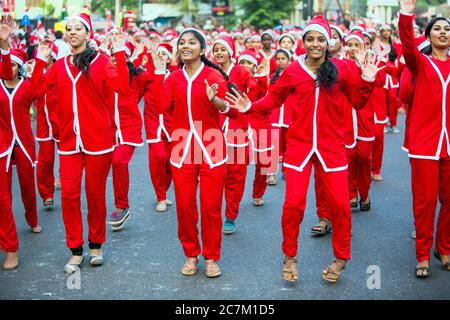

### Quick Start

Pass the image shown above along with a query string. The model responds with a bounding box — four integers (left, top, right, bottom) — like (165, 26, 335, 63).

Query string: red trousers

(172, 163, 226, 260)
(279, 127, 288, 173)
(282, 155, 351, 260)
(148, 141, 172, 202)
(252, 154, 269, 199)
(37, 140, 55, 201)
(348, 141, 373, 202)
(386, 88, 399, 127)
(224, 146, 248, 221)
(112, 144, 135, 209)
(372, 123, 385, 176)
(60, 152, 112, 249)
(410, 157, 450, 262)
(315, 167, 331, 221)
(0, 157, 18, 252)
(7, 146, 38, 228)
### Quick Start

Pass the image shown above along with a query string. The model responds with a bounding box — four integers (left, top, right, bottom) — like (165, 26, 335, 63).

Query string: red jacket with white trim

(111, 69, 160, 147)
(0, 77, 38, 167)
(144, 72, 172, 144)
(35, 71, 59, 142)
(399, 13, 450, 160)
(157, 63, 238, 168)
(245, 56, 375, 172)
(32, 51, 129, 155)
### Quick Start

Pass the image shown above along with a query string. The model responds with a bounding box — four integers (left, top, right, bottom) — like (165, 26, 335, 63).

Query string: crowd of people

(0, 0, 449, 283)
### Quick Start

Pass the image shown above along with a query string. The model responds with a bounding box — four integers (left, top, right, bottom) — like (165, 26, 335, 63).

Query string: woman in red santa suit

(212, 37, 271, 231)
(144, 43, 174, 213)
(0, 48, 42, 236)
(107, 42, 166, 230)
(156, 28, 239, 277)
(35, 44, 59, 209)
(398, 35, 432, 241)
(310, 24, 346, 236)
(0, 15, 25, 270)
(267, 49, 292, 186)
(398, 0, 450, 278)
(374, 24, 403, 134)
(226, 16, 383, 283)
(343, 31, 377, 212)
(32, 13, 130, 273)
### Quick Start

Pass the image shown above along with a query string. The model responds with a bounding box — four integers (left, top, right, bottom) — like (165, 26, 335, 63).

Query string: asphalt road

(1, 113, 449, 300)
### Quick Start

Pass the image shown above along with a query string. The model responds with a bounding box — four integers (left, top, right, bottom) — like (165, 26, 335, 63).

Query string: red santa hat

(350, 23, 367, 33)
(179, 28, 208, 50)
(250, 34, 261, 42)
(330, 25, 345, 39)
(68, 13, 94, 39)
(157, 43, 173, 59)
(278, 33, 295, 44)
(133, 29, 146, 38)
(124, 42, 135, 57)
(29, 35, 40, 46)
(379, 24, 391, 31)
(302, 15, 335, 46)
(232, 31, 243, 40)
(10, 49, 27, 67)
(213, 36, 236, 60)
(51, 43, 59, 60)
(345, 30, 365, 45)
(238, 49, 263, 66)
(261, 30, 275, 40)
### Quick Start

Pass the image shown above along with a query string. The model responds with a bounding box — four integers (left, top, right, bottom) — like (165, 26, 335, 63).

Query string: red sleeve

(30, 57, 57, 99)
(105, 50, 130, 95)
(399, 68, 414, 105)
(0, 52, 12, 80)
(398, 13, 421, 76)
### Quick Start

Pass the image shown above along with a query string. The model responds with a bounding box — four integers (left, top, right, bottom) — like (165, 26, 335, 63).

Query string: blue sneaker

(223, 218, 236, 234)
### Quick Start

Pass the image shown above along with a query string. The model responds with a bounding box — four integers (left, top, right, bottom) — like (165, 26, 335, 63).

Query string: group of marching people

(0, 0, 449, 283)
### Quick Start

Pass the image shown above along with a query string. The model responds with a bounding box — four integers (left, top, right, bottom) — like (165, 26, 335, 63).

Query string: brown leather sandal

(181, 257, 199, 276)
(282, 256, 298, 282)
(322, 259, 346, 283)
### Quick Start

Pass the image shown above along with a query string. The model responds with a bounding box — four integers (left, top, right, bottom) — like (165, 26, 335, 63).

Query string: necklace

(305, 59, 320, 72)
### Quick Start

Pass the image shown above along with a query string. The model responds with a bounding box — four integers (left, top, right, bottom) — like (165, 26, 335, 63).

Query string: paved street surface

(1, 114, 449, 300)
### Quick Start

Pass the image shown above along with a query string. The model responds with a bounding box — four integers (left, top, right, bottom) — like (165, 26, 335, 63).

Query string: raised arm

(398, 0, 421, 75)
(106, 29, 131, 95)
(30, 40, 58, 99)
(0, 13, 14, 80)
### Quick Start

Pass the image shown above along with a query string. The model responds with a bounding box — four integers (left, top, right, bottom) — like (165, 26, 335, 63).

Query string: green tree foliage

(236, 0, 297, 30)
(90, 0, 140, 15)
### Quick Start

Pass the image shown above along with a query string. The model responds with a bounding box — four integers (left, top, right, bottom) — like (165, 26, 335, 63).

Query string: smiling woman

(398, 0, 450, 279)
(225, 15, 385, 285)
(30, 12, 131, 274)
(154, 28, 240, 278)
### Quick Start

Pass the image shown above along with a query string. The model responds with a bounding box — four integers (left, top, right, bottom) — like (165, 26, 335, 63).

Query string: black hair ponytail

(388, 37, 397, 62)
(315, 50, 338, 89)
(126, 61, 144, 80)
(72, 47, 98, 78)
